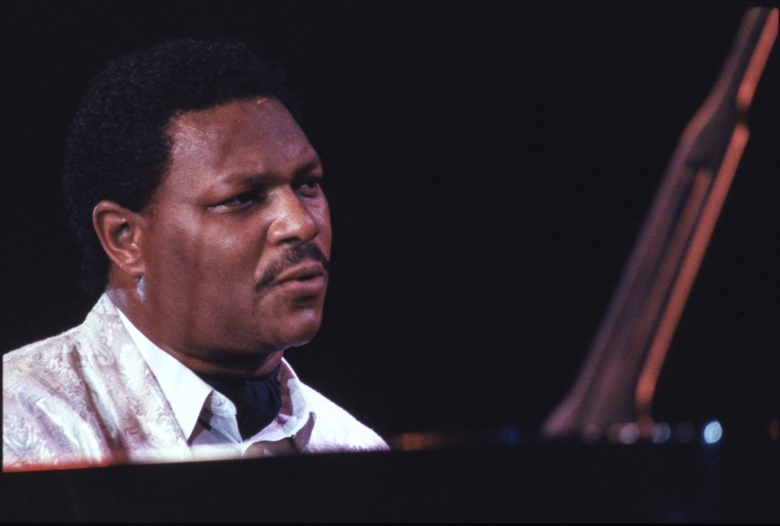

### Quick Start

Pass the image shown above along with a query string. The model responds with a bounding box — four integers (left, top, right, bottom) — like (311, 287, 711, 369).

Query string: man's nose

(267, 188, 319, 245)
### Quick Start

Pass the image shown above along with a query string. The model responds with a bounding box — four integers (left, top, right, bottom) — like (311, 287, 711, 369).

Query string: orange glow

(2, 451, 128, 472)
(389, 431, 461, 451)
(635, 124, 749, 414)
(737, 9, 778, 111)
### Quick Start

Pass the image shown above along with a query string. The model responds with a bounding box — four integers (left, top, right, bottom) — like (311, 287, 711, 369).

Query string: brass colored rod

(543, 8, 778, 441)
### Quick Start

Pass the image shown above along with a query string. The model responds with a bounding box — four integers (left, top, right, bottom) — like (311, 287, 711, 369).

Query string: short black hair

(63, 38, 298, 294)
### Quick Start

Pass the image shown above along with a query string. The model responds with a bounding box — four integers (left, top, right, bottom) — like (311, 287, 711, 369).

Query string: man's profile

(3, 39, 388, 471)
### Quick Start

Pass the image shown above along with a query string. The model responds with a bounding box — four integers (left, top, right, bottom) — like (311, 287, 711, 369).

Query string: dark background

(2, 1, 778, 441)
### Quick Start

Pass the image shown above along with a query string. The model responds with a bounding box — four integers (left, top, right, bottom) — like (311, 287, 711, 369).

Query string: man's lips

(271, 262, 326, 286)
(257, 242, 330, 290)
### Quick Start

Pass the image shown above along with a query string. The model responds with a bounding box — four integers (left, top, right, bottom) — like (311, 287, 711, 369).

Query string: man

(3, 39, 388, 471)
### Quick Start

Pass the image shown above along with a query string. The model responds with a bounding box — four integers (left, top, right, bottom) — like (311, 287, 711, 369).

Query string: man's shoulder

(3, 307, 113, 431)
(296, 380, 389, 453)
(4, 295, 115, 367)
(3, 325, 86, 389)
(3, 321, 109, 469)
(3, 296, 187, 469)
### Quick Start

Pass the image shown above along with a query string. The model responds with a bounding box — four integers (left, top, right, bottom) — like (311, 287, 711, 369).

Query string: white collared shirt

(116, 309, 314, 459)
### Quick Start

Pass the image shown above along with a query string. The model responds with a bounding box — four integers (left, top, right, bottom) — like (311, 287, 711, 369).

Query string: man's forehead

(170, 97, 289, 146)
(167, 97, 318, 172)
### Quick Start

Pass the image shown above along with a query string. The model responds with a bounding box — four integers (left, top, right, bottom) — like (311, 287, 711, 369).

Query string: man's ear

(93, 200, 148, 277)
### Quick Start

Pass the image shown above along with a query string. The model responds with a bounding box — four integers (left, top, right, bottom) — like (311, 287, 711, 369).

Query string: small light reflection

(651, 422, 671, 444)
(619, 423, 639, 444)
(491, 426, 521, 446)
(769, 418, 779, 440)
(703, 420, 723, 444)
(675, 422, 695, 443)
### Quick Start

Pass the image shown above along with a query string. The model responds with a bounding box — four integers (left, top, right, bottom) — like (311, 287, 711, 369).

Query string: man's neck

(105, 285, 284, 379)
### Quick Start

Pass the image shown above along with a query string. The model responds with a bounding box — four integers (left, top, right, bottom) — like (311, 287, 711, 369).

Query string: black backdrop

(3, 1, 779, 441)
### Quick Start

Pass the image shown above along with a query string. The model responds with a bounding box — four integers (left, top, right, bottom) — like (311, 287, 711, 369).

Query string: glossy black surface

(4, 438, 779, 522)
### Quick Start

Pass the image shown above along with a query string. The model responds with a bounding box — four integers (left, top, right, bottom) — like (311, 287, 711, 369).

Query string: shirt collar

(114, 304, 313, 450)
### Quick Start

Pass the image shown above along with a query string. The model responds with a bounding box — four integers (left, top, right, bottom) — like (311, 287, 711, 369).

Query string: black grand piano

(3, 432, 778, 522)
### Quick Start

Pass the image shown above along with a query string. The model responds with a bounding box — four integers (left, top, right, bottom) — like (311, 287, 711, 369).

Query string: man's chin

(285, 322, 323, 349)
(264, 312, 323, 350)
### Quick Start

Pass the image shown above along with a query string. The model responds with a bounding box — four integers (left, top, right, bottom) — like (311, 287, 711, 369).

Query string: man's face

(139, 97, 331, 371)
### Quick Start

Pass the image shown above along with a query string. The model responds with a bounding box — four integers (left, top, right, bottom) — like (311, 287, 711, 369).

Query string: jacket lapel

(78, 295, 191, 463)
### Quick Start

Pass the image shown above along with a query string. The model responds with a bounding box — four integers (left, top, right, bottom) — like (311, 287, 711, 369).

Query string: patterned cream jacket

(3, 295, 388, 471)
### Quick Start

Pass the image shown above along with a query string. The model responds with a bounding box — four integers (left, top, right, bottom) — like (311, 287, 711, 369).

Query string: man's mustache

(257, 243, 330, 289)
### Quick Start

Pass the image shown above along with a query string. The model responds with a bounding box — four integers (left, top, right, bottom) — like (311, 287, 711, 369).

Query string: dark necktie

(197, 364, 283, 440)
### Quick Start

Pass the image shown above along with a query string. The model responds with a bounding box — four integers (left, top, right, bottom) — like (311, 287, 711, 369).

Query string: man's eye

(214, 190, 266, 210)
(297, 178, 322, 197)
